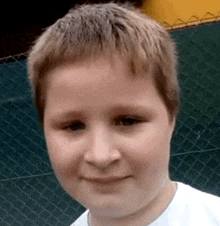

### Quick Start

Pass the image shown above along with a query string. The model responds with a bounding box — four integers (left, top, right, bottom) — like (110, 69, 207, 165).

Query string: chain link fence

(1, 21, 220, 225)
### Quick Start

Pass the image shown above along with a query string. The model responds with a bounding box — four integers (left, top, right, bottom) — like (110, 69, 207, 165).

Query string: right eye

(62, 121, 86, 131)
(114, 115, 145, 127)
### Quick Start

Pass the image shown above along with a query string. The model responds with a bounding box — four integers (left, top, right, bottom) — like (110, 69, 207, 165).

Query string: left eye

(63, 121, 86, 131)
(115, 116, 143, 126)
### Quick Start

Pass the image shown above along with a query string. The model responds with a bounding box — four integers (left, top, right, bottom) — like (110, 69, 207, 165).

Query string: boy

(27, 2, 220, 226)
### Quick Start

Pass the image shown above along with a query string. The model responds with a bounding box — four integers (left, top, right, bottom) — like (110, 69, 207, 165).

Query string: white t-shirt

(70, 182, 220, 226)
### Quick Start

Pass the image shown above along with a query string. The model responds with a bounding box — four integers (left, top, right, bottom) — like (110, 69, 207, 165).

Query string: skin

(43, 54, 177, 226)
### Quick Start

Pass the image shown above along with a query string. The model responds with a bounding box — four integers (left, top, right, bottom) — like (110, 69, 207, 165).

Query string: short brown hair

(27, 2, 179, 123)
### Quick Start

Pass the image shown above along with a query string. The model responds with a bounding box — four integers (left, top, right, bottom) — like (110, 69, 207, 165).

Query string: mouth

(84, 176, 130, 185)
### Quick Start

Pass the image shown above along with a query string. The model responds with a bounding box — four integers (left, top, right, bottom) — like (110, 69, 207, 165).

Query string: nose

(84, 126, 121, 169)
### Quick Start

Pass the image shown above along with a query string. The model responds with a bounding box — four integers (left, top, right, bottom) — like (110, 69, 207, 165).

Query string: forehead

(44, 54, 168, 121)
(45, 53, 154, 99)
(49, 51, 150, 80)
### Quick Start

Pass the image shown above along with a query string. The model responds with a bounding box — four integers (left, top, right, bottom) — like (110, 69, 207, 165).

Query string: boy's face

(43, 54, 175, 218)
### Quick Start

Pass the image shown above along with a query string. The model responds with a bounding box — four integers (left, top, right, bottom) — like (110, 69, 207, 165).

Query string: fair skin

(43, 54, 177, 226)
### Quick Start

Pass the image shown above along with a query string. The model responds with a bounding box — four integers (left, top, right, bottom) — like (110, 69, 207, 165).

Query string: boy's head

(27, 3, 180, 222)
(27, 2, 179, 124)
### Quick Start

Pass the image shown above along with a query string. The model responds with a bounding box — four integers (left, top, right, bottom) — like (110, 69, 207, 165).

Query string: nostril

(84, 146, 121, 169)
(84, 128, 121, 168)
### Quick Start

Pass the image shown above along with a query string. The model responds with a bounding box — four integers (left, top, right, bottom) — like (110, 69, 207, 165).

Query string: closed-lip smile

(84, 176, 129, 184)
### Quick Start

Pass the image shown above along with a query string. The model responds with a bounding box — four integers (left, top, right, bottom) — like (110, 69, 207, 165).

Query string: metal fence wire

(1, 21, 220, 226)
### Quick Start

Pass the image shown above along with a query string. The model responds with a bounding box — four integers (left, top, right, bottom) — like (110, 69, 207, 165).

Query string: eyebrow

(50, 110, 84, 122)
(111, 104, 155, 114)
(50, 104, 155, 122)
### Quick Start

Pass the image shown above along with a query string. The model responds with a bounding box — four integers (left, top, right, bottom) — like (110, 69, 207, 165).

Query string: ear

(169, 116, 176, 137)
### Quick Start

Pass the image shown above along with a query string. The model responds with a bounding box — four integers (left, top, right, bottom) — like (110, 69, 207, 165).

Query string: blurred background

(1, 1, 145, 58)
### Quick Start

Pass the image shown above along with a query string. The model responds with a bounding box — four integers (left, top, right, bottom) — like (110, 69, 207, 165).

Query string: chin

(87, 196, 142, 218)
(80, 196, 126, 215)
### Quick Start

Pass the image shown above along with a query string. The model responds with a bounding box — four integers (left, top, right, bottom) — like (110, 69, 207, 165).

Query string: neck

(89, 180, 177, 226)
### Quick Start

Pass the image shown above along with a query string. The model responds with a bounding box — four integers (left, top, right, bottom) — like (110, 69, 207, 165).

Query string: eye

(63, 120, 86, 131)
(114, 115, 144, 127)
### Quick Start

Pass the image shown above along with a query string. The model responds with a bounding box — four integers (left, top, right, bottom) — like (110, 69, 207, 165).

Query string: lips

(84, 176, 129, 184)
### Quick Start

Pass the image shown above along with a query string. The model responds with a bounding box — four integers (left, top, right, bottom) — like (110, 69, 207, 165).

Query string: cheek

(124, 127, 171, 175)
(44, 132, 82, 179)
